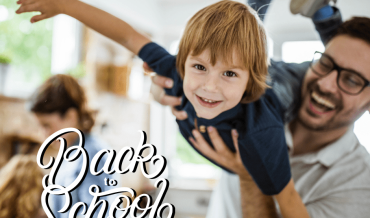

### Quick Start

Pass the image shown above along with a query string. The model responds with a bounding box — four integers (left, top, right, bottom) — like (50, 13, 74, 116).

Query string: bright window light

(169, 40, 180, 55)
(0, 5, 9, 22)
(354, 112, 370, 153)
(282, 41, 324, 63)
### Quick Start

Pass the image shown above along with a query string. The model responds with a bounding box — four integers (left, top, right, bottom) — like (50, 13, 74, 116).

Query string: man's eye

(343, 74, 362, 87)
(223, 71, 237, 77)
(194, 64, 206, 71)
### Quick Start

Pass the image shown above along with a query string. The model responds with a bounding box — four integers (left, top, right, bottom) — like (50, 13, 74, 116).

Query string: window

(282, 41, 324, 63)
(0, 1, 53, 97)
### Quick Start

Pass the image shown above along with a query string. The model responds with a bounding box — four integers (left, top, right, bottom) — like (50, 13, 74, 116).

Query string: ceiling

(85, 0, 370, 55)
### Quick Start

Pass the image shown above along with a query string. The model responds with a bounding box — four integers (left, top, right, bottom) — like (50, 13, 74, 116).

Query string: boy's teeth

(201, 97, 217, 103)
(311, 92, 335, 109)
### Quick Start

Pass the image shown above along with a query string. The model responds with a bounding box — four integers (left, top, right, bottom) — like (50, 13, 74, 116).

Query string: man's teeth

(311, 92, 335, 109)
(200, 97, 218, 103)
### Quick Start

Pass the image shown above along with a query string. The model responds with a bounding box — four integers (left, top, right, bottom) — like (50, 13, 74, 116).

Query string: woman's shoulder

(83, 133, 111, 154)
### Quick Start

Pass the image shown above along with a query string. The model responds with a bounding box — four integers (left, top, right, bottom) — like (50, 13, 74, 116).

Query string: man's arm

(190, 128, 309, 218)
(16, 0, 150, 55)
(189, 128, 278, 217)
(239, 175, 279, 217)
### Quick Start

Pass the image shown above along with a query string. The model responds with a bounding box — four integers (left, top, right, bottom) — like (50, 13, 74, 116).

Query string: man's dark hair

(333, 17, 370, 44)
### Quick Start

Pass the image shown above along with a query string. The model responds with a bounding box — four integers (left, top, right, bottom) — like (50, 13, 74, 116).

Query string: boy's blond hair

(177, 0, 269, 103)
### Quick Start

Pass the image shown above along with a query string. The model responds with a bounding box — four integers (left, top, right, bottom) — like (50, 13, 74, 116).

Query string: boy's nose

(316, 69, 339, 94)
(202, 73, 219, 92)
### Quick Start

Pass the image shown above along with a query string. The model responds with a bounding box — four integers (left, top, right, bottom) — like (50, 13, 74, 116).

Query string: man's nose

(316, 69, 339, 93)
(202, 73, 219, 92)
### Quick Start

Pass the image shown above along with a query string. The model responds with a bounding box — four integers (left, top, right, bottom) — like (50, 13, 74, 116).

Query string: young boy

(16, 0, 294, 200)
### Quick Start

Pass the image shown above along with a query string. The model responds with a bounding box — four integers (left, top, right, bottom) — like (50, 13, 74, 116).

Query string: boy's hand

(16, 0, 67, 23)
(189, 127, 252, 180)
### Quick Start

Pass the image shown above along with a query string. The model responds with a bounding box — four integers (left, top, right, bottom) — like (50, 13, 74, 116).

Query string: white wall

(264, 0, 370, 60)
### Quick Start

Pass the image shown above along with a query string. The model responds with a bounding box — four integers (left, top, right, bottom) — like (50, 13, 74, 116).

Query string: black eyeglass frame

(310, 51, 370, 95)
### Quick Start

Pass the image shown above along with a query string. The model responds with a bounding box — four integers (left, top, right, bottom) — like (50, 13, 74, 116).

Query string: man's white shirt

(206, 125, 370, 218)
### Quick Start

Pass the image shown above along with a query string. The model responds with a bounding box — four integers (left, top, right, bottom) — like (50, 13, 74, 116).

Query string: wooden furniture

(0, 95, 57, 168)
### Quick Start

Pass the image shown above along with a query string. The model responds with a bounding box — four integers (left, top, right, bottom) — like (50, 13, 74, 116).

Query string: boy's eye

(223, 71, 237, 77)
(194, 64, 206, 71)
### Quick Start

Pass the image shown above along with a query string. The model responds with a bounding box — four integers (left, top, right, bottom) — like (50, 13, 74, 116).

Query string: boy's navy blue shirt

(139, 42, 291, 195)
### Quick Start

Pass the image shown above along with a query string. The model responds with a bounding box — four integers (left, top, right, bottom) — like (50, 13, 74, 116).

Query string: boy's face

(183, 49, 249, 119)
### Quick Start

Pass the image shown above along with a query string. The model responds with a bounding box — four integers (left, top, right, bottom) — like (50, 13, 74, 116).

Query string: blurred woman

(0, 155, 46, 218)
(29, 74, 95, 144)
(29, 74, 116, 218)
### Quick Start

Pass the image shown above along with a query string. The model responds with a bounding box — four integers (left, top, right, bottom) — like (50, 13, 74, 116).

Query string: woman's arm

(16, 0, 150, 55)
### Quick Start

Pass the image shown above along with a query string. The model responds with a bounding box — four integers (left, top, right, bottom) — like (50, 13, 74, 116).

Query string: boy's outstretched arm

(16, 0, 150, 55)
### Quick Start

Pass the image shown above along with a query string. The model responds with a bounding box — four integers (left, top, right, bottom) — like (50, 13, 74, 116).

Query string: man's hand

(189, 126, 279, 217)
(145, 62, 187, 120)
(189, 126, 251, 180)
(16, 0, 67, 23)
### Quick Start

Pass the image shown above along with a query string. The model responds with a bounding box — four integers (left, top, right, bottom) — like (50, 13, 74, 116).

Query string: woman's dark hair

(29, 74, 95, 133)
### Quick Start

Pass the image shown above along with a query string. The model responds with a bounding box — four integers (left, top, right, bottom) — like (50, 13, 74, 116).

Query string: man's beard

(297, 80, 347, 132)
(296, 112, 351, 132)
(297, 80, 370, 132)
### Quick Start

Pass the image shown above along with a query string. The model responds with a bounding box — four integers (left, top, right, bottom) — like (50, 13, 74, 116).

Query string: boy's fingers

(143, 62, 153, 73)
(15, 6, 24, 13)
(17, 0, 32, 4)
(151, 75, 173, 88)
(20, 0, 37, 6)
(171, 107, 187, 120)
(31, 14, 48, 23)
(16, 4, 38, 13)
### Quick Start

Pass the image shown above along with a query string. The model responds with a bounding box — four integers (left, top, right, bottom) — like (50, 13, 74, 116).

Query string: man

(205, 16, 370, 217)
(149, 2, 370, 218)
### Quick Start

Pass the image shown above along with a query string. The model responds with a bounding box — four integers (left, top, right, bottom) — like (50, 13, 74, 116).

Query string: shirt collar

(195, 103, 243, 126)
(285, 124, 359, 167)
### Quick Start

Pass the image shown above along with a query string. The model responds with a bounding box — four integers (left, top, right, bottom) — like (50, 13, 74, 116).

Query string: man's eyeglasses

(310, 51, 370, 95)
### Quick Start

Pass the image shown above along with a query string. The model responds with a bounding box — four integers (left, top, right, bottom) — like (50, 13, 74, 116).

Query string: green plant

(0, 55, 11, 64)
(67, 62, 86, 79)
(0, 0, 53, 81)
(176, 132, 219, 167)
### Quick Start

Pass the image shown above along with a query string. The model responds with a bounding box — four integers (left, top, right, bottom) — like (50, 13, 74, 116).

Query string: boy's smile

(183, 49, 249, 119)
